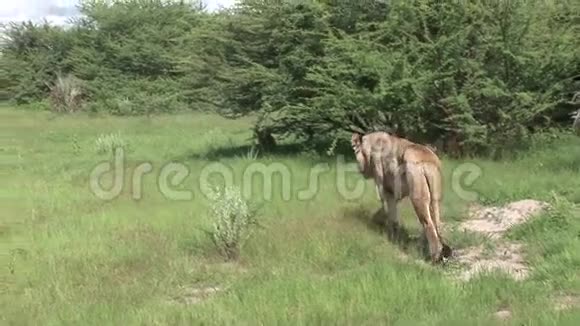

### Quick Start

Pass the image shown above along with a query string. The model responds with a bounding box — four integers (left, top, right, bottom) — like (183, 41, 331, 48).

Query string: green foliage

(1, 21, 75, 104)
(251, 0, 579, 155)
(1, 0, 214, 114)
(1, 0, 579, 156)
(223, 0, 579, 155)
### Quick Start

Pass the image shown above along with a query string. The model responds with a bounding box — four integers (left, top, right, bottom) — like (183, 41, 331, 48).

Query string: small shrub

(48, 74, 85, 113)
(205, 185, 260, 261)
(94, 132, 128, 154)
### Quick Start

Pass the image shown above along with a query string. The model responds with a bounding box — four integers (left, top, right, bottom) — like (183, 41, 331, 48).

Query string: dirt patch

(450, 200, 549, 282)
(553, 294, 580, 311)
(493, 309, 512, 321)
(168, 285, 223, 305)
(460, 200, 549, 239)
(453, 243, 529, 281)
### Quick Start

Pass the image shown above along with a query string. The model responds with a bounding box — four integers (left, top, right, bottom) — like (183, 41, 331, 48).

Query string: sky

(0, 0, 236, 26)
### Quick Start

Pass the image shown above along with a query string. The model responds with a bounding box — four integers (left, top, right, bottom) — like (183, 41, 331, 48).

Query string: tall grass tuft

(94, 132, 128, 154)
(235, 146, 260, 161)
(205, 185, 260, 261)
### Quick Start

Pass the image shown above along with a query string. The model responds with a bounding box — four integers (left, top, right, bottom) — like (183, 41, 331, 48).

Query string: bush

(0, 21, 74, 104)
(205, 185, 259, 261)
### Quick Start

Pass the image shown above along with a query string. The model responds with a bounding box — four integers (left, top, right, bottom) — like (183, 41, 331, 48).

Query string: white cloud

(1, 1, 78, 25)
(205, 0, 236, 11)
(0, 0, 236, 26)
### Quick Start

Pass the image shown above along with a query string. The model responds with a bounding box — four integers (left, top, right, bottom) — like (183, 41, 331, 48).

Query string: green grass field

(2, 105, 580, 325)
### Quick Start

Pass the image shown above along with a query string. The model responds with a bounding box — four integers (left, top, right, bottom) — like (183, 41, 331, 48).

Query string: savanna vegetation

(1, 0, 579, 155)
(1, 0, 580, 324)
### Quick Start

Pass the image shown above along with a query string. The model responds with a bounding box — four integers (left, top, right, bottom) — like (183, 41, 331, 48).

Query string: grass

(1, 104, 580, 325)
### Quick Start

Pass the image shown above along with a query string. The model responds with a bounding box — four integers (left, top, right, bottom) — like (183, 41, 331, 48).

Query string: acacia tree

(226, 0, 579, 156)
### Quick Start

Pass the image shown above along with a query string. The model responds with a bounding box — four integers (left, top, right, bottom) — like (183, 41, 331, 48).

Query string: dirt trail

(451, 199, 549, 281)
(460, 200, 548, 239)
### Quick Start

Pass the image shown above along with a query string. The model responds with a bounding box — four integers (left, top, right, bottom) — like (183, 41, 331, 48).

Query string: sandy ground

(452, 199, 549, 282)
